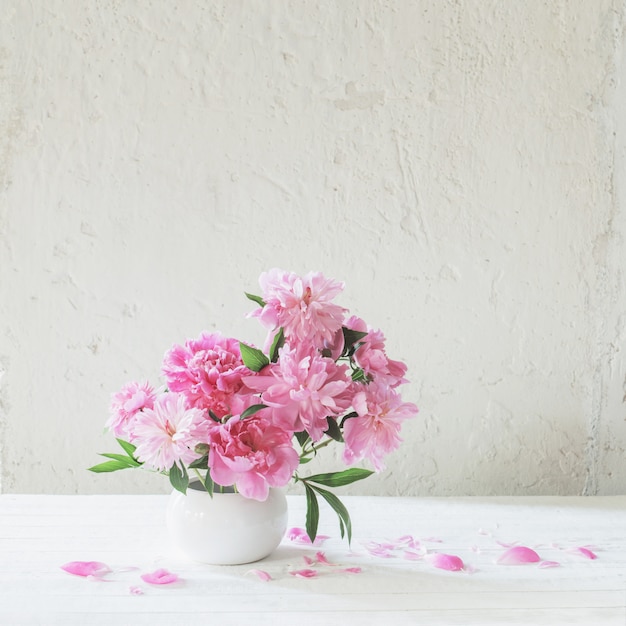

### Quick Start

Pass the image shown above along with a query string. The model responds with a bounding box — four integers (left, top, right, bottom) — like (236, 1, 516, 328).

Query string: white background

(1, 0, 625, 496)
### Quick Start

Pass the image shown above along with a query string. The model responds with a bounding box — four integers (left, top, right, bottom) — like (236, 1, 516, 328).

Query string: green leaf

(304, 483, 320, 544)
(245, 292, 266, 307)
(188, 454, 208, 470)
(323, 416, 343, 442)
(203, 471, 215, 497)
(294, 431, 310, 448)
(239, 342, 270, 372)
(97, 453, 141, 467)
(88, 459, 134, 473)
(116, 439, 137, 458)
(351, 367, 369, 383)
(342, 327, 368, 355)
(168, 463, 189, 494)
(305, 467, 374, 488)
(269, 328, 285, 363)
(339, 411, 358, 427)
(240, 403, 268, 419)
(310, 484, 353, 543)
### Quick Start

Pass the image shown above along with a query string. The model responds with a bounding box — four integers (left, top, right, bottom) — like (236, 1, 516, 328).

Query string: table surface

(1, 494, 625, 625)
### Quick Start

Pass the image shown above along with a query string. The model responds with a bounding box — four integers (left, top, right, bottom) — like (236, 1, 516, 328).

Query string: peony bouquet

(90, 269, 418, 542)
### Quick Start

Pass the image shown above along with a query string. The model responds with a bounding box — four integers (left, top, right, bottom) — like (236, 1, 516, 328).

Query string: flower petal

(340, 567, 362, 574)
(129, 586, 144, 595)
(315, 551, 333, 565)
(286, 527, 330, 546)
(246, 569, 272, 582)
(61, 561, 111, 578)
(497, 546, 541, 565)
(140, 568, 179, 585)
(403, 550, 423, 561)
(538, 560, 561, 569)
(289, 568, 318, 578)
(567, 547, 597, 560)
(425, 553, 465, 572)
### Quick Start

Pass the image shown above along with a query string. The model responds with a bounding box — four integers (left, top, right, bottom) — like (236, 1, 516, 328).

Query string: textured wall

(1, 1, 625, 496)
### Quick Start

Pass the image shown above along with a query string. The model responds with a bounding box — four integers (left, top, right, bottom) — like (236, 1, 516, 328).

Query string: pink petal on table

(129, 586, 144, 595)
(61, 561, 111, 578)
(286, 527, 330, 546)
(140, 569, 179, 585)
(246, 569, 272, 582)
(339, 567, 362, 574)
(567, 547, 597, 560)
(497, 546, 541, 565)
(315, 551, 333, 565)
(403, 550, 423, 561)
(425, 553, 465, 572)
(397, 535, 414, 542)
(289, 568, 318, 578)
(364, 543, 393, 558)
(538, 560, 560, 569)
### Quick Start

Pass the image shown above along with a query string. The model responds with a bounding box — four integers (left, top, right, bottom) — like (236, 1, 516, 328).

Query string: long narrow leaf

(97, 453, 141, 467)
(304, 483, 320, 544)
(245, 292, 266, 307)
(305, 468, 374, 488)
(269, 328, 285, 362)
(310, 484, 353, 544)
(88, 459, 134, 473)
(240, 403, 268, 419)
(203, 471, 215, 497)
(116, 439, 137, 458)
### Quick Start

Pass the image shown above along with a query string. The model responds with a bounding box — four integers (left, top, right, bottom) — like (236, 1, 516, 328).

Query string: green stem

(300, 437, 334, 460)
(192, 468, 206, 489)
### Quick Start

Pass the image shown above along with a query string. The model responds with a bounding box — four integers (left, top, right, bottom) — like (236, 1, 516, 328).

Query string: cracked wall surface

(0, 1, 625, 495)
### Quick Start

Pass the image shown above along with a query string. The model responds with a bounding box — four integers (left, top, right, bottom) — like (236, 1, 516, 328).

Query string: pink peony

(345, 316, 408, 387)
(107, 381, 157, 440)
(343, 381, 418, 471)
(132, 392, 207, 471)
(243, 345, 352, 441)
(207, 414, 299, 500)
(161, 332, 252, 418)
(251, 269, 347, 350)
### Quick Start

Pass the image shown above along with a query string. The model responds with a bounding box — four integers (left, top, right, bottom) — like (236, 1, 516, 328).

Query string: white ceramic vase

(166, 482, 288, 565)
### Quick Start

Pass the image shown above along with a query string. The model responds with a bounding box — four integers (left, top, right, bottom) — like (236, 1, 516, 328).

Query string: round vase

(166, 482, 288, 565)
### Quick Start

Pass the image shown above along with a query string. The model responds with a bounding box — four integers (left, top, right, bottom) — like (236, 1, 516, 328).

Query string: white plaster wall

(1, 1, 625, 496)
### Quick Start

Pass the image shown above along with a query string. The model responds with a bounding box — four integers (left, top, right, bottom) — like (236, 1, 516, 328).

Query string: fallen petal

(567, 547, 597, 560)
(286, 527, 330, 546)
(364, 545, 393, 558)
(340, 567, 362, 574)
(315, 551, 333, 565)
(246, 569, 272, 582)
(61, 561, 111, 578)
(426, 553, 465, 572)
(129, 586, 144, 595)
(289, 568, 318, 578)
(538, 560, 561, 569)
(140, 569, 179, 585)
(403, 550, 423, 561)
(497, 546, 541, 565)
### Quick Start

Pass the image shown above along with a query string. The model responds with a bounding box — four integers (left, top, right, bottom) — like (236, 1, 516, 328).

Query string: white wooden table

(1, 494, 625, 625)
